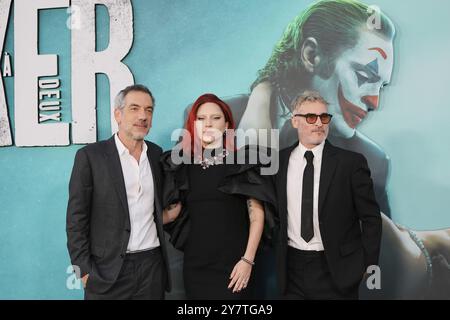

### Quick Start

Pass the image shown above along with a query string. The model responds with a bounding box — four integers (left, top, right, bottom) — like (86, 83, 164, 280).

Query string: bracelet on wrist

(240, 256, 255, 266)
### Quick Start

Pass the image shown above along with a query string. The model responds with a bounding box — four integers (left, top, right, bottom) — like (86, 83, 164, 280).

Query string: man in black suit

(66, 84, 180, 300)
(274, 90, 382, 299)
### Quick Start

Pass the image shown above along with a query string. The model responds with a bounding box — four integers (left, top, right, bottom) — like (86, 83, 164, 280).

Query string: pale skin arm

(417, 229, 450, 264)
(373, 214, 450, 299)
(419, 229, 450, 298)
(237, 82, 273, 147)
(359, 212, 429, 299)
(162, 202, 182, 225)
(228, 198, 264, 293)
(82, 274, 89, 288)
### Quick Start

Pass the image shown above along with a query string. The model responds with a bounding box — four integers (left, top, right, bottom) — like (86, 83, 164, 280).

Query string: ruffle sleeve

(160, 146, 280, 250)
(218, 145, 279, 245)
(160, 150, 190, 251)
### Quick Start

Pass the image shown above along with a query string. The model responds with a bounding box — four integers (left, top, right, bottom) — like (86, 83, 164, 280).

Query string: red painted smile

(338, 84, 368, 129)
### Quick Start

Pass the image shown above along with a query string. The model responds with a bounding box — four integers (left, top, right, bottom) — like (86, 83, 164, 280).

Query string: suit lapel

(146, 142, 163, 217)
(278, 142, 298, 233)
(318, 140, 338, 220)
(103, 136, 130, 225)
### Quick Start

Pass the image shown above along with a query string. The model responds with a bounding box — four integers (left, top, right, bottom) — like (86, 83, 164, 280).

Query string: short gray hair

(114, 84, 155, 110)
(291, 90, 329, 111)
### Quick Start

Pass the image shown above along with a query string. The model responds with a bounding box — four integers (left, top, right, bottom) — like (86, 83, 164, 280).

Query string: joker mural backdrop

(0, 0, 449, 299)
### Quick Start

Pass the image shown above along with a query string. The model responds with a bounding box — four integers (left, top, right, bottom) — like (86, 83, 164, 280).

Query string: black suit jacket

(274, 140, 382, 294)
(66, 136, 171, 294)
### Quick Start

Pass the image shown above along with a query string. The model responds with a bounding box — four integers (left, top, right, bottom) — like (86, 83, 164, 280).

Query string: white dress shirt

(287, 141, 325, 251)
(115, 134, 160, 252)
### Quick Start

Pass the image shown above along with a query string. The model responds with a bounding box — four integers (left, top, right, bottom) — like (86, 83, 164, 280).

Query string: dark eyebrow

(197, 114, 223, 117)
(129, 103, 153, 109)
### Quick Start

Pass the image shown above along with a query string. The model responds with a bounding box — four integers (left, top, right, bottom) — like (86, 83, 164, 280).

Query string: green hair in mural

(253, 0, 395, 92)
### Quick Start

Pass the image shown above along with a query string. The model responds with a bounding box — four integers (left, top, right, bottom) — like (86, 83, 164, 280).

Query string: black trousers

(284, 247, 359, 300)
(84, 248, 166, 300)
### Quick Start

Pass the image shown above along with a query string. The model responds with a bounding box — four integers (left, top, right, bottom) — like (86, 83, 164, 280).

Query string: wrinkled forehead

(296, 100, 329, 113)
(124, 90, 153, 107)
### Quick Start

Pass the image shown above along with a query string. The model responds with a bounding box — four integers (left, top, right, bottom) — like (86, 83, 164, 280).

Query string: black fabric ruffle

(160, 146, 278, 251)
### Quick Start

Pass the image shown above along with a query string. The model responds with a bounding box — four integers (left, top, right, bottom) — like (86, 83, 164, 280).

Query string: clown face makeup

(312, 30, 394, 138)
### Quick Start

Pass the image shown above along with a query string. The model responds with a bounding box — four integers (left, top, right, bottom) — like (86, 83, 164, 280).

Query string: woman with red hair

(181, 93, 236, 157)
(161, 93, 274, 300)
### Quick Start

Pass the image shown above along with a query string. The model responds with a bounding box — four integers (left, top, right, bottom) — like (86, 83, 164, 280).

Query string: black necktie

(301, 150, 314, 243)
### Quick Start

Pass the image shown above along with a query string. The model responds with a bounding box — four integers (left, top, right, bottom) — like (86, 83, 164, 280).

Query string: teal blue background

(0, 0, 449, 299)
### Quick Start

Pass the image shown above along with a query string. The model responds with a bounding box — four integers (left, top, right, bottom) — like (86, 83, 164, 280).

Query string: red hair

(182, 93, 236, 155)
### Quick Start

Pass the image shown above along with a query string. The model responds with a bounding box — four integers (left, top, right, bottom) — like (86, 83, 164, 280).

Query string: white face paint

(312, 30, 394, 138)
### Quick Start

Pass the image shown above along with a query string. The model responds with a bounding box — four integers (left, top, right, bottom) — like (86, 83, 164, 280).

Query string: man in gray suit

(67, 84, 179, 299)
